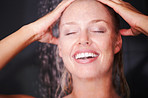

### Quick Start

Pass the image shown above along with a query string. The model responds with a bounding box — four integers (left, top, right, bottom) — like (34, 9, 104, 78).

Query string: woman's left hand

(97, 0, 148, 36)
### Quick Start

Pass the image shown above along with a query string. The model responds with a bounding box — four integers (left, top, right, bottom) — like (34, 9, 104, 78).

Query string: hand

(97, 0, 148, 36)
(27, 0, 75, 44)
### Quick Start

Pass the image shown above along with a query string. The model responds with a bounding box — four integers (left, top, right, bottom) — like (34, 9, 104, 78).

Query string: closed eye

(65, 32, 76, 36)
(93, 31, 105, 33)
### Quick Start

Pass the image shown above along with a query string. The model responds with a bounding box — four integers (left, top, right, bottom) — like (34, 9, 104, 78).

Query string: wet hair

(38, 0, 130, 98)
(106, 5, 130, 98)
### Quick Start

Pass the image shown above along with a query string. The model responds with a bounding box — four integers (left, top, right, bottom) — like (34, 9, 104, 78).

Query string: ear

(58, 40, 62, 57)
(114, 33, 122, 54)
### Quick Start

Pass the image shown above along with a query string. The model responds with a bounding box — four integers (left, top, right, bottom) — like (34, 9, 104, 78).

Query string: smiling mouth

(75, 52, 98, 59)
(73, 51, 99, 64)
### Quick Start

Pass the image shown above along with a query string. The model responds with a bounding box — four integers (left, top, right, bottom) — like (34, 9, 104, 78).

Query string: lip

(73, 50, 99, 64)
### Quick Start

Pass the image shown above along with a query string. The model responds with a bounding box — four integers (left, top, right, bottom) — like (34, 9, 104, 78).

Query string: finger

(119, 29, 134, 36)
(54, 0, 76, 13)
(38, 32, 58, 45)
(49, 37, 58, 45)
(97, 0, 126, 13)
(111, 0, 123, 4)
(44, 0, 75, 24)
(38, 28, 58, 45)
(48, 29, 58, 45)
(97, 0, 120, 8)
(36, 0, 75, 29)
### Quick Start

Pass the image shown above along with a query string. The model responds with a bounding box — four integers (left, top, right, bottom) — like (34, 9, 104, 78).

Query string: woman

(58, 0, 124, 98)
(0, 0, 148, 98)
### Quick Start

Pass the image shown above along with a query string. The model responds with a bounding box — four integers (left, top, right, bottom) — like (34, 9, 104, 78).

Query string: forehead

(60, 0, 112, 25)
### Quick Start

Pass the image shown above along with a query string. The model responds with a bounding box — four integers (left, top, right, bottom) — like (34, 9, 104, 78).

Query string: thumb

(119, 29, 134, 36)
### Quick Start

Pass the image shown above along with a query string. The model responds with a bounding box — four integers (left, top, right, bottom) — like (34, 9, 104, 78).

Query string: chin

(70, 63, 113, 80)
(71, 66, 104, 80)
(76, 73, 99, 80)
(64, 57, 113, 80)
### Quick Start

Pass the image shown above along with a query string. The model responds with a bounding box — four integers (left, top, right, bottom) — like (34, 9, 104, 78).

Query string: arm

(0, 94, 34, 98)
(0, 25, 36, 70)
(0, 0, 75, 70)
(97, 0, 148, 36)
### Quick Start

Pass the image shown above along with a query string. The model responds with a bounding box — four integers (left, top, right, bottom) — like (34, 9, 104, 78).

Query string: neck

(69, 73, 120, 98)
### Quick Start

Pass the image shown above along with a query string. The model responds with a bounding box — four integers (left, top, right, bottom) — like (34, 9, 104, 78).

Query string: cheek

(58, 37, 76, 62)
(59, 41, 69, 57)
(93, 34, 114, 52)
(93, 34, 115, 67)
(58, 38, 75, 73)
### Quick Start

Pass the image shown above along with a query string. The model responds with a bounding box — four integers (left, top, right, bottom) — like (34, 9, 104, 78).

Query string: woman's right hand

(27, 0, 75, 44)
(0, 0, 75, 69)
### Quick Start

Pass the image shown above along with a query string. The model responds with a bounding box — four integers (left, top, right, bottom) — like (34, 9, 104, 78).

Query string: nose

(78, 31, 91, 46)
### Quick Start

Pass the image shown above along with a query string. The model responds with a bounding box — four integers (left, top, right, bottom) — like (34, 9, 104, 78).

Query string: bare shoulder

(63, 94, 72, 98)
(0, 94, 35, 98)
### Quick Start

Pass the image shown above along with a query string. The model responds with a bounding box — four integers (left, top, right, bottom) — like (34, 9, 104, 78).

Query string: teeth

(75, 52, 98, 59)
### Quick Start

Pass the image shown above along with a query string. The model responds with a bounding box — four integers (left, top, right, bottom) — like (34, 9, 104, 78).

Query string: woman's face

(58, 0, 122, 79)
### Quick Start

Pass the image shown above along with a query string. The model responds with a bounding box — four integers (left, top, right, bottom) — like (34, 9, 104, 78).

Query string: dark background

(0, 0, 148, 98)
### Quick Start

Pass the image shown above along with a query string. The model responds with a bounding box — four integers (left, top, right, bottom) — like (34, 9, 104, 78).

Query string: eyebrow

(61, 19, 108, 27)
(61, 22, 78, 27)
(89, 19, 108, 24)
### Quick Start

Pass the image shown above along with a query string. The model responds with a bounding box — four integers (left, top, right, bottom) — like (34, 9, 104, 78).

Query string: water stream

(38, 0, 63, 98)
